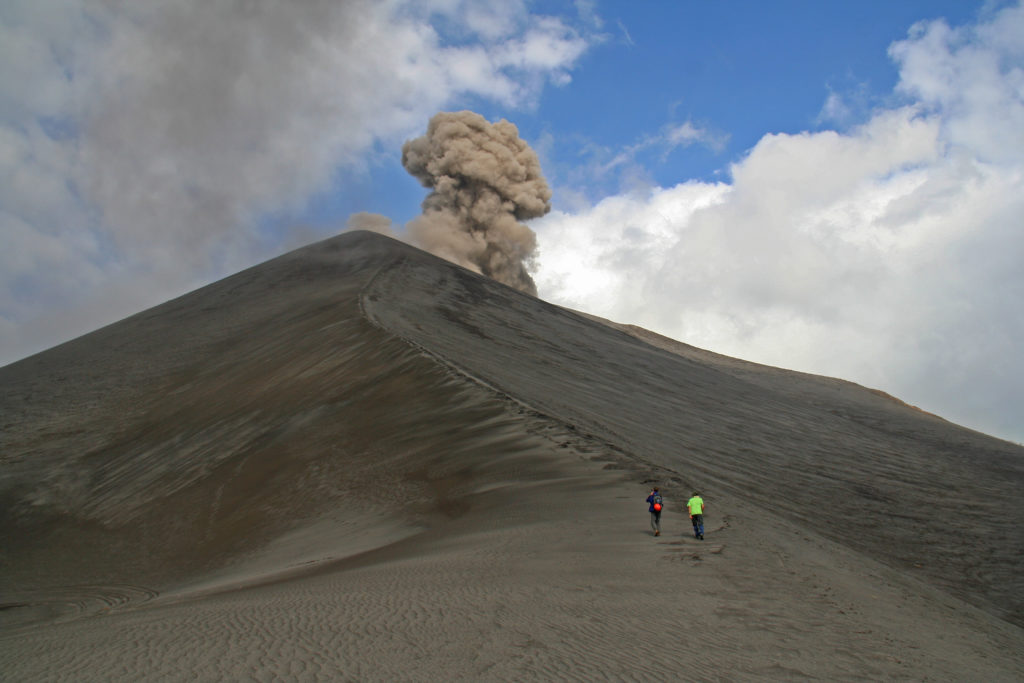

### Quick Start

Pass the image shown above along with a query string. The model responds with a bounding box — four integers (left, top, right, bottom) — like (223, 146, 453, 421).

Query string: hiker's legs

(691, 514, 704, 538)
(650, 512, 661, 534)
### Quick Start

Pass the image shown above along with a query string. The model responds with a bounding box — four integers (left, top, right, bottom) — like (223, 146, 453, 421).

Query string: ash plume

(346, 212, 396, 235)
(401, 111, 552, 296)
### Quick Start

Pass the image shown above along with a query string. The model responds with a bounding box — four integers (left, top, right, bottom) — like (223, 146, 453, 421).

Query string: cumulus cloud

(534, 4, 1024, 442)
(0, 0, 591, 364)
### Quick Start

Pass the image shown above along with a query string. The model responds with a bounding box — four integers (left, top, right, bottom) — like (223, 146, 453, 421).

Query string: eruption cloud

(401, 111, 552, 296)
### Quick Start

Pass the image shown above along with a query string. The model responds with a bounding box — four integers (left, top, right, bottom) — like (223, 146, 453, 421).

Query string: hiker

(646, 487, 664, 537)
(687, 491, 705, 540)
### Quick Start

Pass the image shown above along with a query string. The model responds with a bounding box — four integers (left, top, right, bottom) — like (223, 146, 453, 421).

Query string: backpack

(652, 493, 663, 512)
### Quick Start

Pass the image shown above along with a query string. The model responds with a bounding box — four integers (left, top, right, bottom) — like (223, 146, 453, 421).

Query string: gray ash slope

(361, 232, 1024, 626)
(2, 229, 1022, 628)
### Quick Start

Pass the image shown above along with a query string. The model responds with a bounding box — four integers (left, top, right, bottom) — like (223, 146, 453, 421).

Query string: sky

(2, 0, 1022, 443)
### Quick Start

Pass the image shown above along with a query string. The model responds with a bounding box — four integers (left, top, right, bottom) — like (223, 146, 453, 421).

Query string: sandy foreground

(1, 231, 1022, 680)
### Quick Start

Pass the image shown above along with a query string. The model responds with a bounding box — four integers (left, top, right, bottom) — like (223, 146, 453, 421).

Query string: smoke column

(401, 111, 552, 296)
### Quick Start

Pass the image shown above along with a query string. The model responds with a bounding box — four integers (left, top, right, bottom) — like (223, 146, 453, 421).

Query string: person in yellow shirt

(687, 492, 705, 540)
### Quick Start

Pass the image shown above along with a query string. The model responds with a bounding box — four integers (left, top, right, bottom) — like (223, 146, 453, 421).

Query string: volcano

(1, 230, 1021, 679)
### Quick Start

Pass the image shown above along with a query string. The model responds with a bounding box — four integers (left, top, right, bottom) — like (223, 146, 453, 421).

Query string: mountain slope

(361, 233, 1024, 626)
(1, 230, 1021, 679)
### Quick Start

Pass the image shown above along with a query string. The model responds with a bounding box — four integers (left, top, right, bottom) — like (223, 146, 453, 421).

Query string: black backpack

(652, 493, 663, 511)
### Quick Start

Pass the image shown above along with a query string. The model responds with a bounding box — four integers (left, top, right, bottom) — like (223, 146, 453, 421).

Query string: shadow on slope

(0, 233, 608, 628)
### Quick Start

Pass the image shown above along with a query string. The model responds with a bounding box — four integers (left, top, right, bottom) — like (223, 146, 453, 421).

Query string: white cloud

(666, 122, 703, 146)
(891, 4, 1024, 163)
(0, 0, 593, 364)
(615, 19, 635, 47)
(587, 119, 727, 188)
(819, 91, 853, 124)
(535, 5, 1024, 442)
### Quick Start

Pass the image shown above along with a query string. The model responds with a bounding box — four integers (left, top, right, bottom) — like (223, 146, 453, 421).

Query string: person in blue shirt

(646, 487, 664, 536)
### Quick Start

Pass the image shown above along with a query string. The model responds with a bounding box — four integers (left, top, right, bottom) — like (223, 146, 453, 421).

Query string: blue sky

(319, 0, 987, 224)
(2, 0, 1023, 443)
